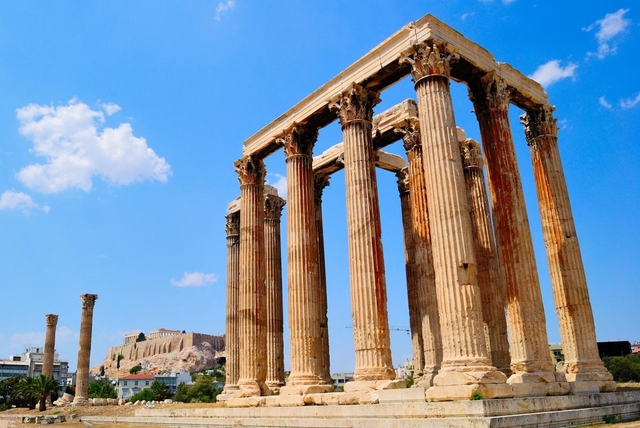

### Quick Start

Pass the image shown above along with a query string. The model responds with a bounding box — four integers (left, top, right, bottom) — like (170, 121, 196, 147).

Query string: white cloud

(267, 173, 287, 199)
(16, 99, 171, 194)
(100, 102, 122, 116)
(215, 0, 235, 21)
(529, 60, 578, 88)
(461, 12, 475, 20)
(10, 331, 45, 350)
(0, 190, 49, 213)
(584, 9, 631, 59)
(620, 92, 640, 109)
(171, 271, 218, 287)
(599, 96, 612, 109)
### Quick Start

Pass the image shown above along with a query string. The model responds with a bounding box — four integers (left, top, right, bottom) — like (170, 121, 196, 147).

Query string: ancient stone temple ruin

(216, 13, 637, 425)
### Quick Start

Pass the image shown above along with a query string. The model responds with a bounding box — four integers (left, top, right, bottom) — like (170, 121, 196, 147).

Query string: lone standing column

(43, 314, 58, 378)
(277, 123, 333, 394)
(329, 83, 397, 386)
(459, 137, 511, 375)
(221, 208, 240, 400)
(73, 294, 98, 405)
(396, 118, 442, 387)
(468, 73, 568, 397)
(314, 174, 332, 384)
(234, 155, 268, 397)
(522, 105, 616, 394)
(264, 188, 286, 393)
(400, 41, 511, 401)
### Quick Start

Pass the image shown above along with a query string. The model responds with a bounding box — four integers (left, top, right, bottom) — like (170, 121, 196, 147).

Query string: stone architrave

(400, 40, 511, 401)
(234, 155, 268, 397)
(277, 123, 333, 395)
(468, 73, 568, 397)
(328, 83, 397, 387)
(396, 118, 442, 387)
(459, 137, 511, 375)
(73, 294, 98, 405)
(221, 209, 240, 399)
(264, 189, 287, 393)
(395, 168, 425, 380)
(43, 314, 58, 378)
(314, 174, 332, 385)
(522, 105, 616, 394)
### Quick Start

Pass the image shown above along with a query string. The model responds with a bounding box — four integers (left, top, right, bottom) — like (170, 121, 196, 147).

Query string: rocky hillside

(92, 341, 226, 378)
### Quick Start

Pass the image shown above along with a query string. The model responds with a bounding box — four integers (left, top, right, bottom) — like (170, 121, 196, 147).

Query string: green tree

(173, 382, 189, 403)
(116, 354, 124, 369)
(32, 375, 60, 411)
(136, 332, 147, 342)
(149, 380, 172, 401)
(129, 365, 142, 374)
(128, 388, 156, 403)
(14, 376, 38, 410)
(603, 355, 640, 382)
(88, 379, 117, 399)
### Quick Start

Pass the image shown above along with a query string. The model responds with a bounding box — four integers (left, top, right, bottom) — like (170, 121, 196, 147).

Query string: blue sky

(0, 1, 637, 374)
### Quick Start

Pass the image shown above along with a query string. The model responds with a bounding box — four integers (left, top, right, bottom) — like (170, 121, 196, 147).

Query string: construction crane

(345, 326, 410, 335)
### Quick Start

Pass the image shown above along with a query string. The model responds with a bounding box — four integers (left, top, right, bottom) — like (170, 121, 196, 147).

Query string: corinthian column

(43, 314, 58, 378)
(314, 174, 332, 384)
(73, 294, 98, 405)
(221, 208, 240, 400)
(400, 41, 510, 401)
(468, 73, 568, 397)
(396, 119, 442, 387)
(277, 123, 333, 394)
(264, 188, 286, 393)
(234, 155, 267, 397)
(329, 83, 397, 387)
(459, 137, 510, 375)
(522, 105, 615, 393)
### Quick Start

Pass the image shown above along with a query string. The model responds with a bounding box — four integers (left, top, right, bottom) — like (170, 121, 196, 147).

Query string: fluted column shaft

(43, 314, 58, 378)
(264, 192, 286, 391)
(277, 124, 332, 391)
(224, 211, 240, 393)
(468, 75, 554, 376)
(523, 105, 615, 392)
(396, 169, 425, 379)
(398, 119, 442, 385)
(459, 138, 511, 374)
(73, 294, 97, 405)
(329, 83, 394, 381)
(314, 175, 332, 384)
(234, 155, 267, 397)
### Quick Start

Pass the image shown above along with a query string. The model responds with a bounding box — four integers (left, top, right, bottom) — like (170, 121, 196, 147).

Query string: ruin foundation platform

(77, 391, 640, 427)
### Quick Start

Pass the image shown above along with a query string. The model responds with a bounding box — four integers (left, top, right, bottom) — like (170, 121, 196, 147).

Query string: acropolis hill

(93, 328, 225, 377)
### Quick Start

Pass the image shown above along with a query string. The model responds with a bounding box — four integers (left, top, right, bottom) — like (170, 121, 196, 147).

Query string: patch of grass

(603, 414, 617, 424)
(471, 392, 484, 400)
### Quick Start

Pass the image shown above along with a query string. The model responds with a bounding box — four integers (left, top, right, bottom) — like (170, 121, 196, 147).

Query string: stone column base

(266, 381, 285, 395)
(414, 370, 437, 388)
(343, 379, 406, 393)
(280, 384, 334, 396)
(565, 372, 617, 394)
(425, 368, 513, 401)
(71, 398, 90, 406)
(237, 380, 269, 398)
(508, 371, 570, 397)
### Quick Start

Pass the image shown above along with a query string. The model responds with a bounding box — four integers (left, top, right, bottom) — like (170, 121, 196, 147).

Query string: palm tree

(14, 376, 37, 410)
(33, 375, 60, 411)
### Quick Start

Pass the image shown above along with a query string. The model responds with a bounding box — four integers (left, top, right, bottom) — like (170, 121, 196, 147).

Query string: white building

(0, 347, 70, 387)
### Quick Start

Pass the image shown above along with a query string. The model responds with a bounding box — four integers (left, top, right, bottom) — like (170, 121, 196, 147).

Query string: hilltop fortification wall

(106, 332, 225, 361)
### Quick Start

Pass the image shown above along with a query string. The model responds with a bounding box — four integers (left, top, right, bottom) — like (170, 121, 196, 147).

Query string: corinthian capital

(314, 174, 331, 202)
(396, 167, 410, 195)
(399, 39, 458, 82)
(328, 83, 381, 126)
(394, 117, 422, 153)
(459, 139, 484, 170)
(276, 122, 318, 159)
(264, 193, 286, 220)
(80, 294, 98, 310)
(45, 314, 59, 327)
(521, 104, 558, 146)
(468, 72, 511, 114)
(234, 155, 266, 186)
(225, 211, 240, 237)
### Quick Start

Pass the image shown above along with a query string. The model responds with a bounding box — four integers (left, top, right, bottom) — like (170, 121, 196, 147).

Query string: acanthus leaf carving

(264, 193, 286, 219)
(521, 104, 558, 146)
(395, 117, 422, 153)
(80, 293, 98, 310)
(396, 167, 410, 195)
(275, 122, 318, 159)
(468, 72, 511, 114)
(459, 138, 484, 170)
(328, 82, 381, 126)
(399, 39, 459, 82)
(234, 155, 266, 186)
(225, 211, 240, 236)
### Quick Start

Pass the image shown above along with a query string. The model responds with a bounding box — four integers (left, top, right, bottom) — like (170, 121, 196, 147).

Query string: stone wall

(106, 332, 225, 362)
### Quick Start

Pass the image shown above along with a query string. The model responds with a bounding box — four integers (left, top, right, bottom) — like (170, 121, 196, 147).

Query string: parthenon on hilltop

(222, 13, 617, 406)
